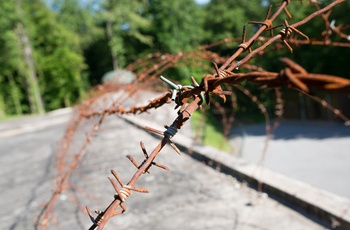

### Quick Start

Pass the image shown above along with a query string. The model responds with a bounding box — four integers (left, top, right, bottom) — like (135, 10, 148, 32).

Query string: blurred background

(1, 1, 350, 228)
(1, 0, 349, 121)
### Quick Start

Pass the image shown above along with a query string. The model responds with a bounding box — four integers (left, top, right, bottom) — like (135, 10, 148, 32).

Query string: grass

(191, 110, 231, 152)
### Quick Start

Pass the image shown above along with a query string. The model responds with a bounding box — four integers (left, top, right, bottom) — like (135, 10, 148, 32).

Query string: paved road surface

(0, 110, 326, 230)
(229, 121, 350, 198)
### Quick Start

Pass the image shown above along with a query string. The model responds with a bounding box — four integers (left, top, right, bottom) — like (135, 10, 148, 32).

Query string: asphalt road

(229, 121, 350, 198)
(0, 109, 326, 230)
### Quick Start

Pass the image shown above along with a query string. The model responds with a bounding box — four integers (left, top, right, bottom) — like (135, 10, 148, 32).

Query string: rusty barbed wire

(84, 61, 350, 229)
(36, 0, 350, 229)
(85, 2, 350, 229)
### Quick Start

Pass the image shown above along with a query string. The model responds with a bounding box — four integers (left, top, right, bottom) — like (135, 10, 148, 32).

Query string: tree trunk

(16, 23, 45, 115)
(7, 74, 23, 115)
(106, 20, 119, 70)
(15, 0, 45, 115)
(0, 94, 5, 117)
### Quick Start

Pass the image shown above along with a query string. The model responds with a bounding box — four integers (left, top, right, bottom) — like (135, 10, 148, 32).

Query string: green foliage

(0, 0, 349, 121)
(0, 0, 88, 115)
(192, 110, 231, 151)
(100, 0, 153, 69)
(52, 0, 101, 49)
(145, 0, 206, 53)
(30, 0, 88, 110)
(0, 1, 25, 115)
(204, 0, 266, 42)
(257, 1, 350, 78)
(0, 94, 5, 118)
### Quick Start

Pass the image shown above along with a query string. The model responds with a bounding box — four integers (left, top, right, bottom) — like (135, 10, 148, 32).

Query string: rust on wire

(35, 0, 350, 229)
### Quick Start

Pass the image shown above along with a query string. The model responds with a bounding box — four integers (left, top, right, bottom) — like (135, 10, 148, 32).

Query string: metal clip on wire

(164, 125, 178, 139)
(144, 125, 181, 155)
(160, 75, 205, 104)
(160, 75, 182, 101)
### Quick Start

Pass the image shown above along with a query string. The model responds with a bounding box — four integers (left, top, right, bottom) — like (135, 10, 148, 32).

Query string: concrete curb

(0, 108, 72, 138)
(121, 114, 350, 230)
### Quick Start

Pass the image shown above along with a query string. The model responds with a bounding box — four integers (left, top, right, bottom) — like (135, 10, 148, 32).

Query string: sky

(45, 0, 211, 8)
(195, 0, 210, 5)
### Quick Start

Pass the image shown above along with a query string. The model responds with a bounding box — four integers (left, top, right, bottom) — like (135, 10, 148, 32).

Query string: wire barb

(126, 142, 169, 173)
(249, 5, 274, 36)
(144, 126, 181, 155)
(279, 20, 309, 52)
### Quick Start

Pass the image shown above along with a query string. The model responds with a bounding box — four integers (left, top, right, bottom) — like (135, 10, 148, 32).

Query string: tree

(0, 1, 23, 115)
(0, 0, 47, 115)
(0, 0, 88, 115)
(26, 0, 87, 109)
(15, 21, 45, 114)
(0, 0, 45, 115)
(100, 0, 153, 69)
(204, 0, 266, 43)
(145, 0, 206, 53)
(51, 0, 100, 49)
